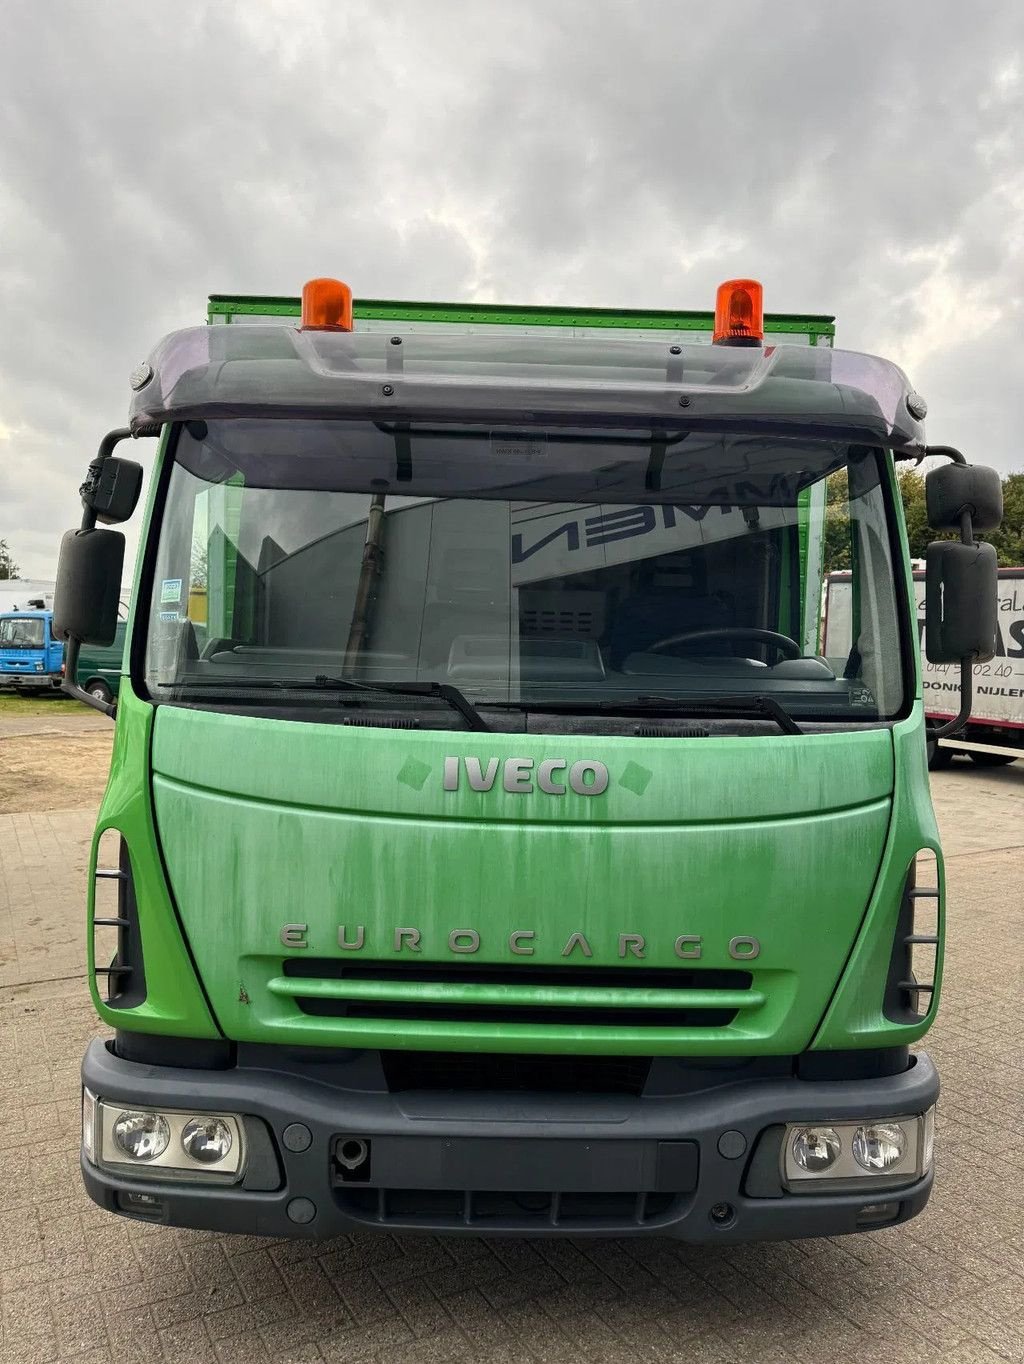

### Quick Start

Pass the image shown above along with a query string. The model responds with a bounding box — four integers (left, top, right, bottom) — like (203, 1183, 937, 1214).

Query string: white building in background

(0, 579, 56, 613)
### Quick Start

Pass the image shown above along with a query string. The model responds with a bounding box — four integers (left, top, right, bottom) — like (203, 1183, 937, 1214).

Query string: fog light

(792, 1126, 841, 1172)
(113, 1111, 170, 1161)
(853, 1122, 906, 1172)
(181, 1117, 233, 1165)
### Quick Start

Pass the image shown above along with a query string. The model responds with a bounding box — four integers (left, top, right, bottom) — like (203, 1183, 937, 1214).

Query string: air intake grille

(336, 1187, 685, 1230)
(273, 960, 755, 1029)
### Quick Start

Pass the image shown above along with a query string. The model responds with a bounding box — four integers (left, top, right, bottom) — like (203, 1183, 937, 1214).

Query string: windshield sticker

(160, 578, 182, 604)
(490, 437, 547, 463)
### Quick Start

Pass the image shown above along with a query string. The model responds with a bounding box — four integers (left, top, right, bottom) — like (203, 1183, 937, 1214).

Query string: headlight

(782, 1108, 934, 1190)
(113, 1111, 170, 1161)
(94, 1100, 245, 1179)
(181, 1117, 233, 1165)
(791, 1127, 841, 1173)
(853, 1123, 906, 1172)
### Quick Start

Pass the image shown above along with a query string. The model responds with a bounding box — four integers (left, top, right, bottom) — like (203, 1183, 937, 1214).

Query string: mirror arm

(59, 636, 114, 716)
(929, 656, 974, 741)
(925, 445, 967, 466)
(61, 425, 160, 717)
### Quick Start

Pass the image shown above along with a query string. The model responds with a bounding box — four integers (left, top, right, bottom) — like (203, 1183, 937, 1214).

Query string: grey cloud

(0, 0, 1021, 576)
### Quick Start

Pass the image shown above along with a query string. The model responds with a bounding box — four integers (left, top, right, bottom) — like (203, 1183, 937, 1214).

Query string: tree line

(0, 539, 19, 580)
(825, 469, 1023, 572)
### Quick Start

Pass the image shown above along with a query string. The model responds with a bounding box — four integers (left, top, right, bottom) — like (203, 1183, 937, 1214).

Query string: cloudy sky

(1, 0, 1021, 579)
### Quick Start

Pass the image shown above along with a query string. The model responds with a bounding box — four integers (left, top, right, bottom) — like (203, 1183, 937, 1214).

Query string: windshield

(142, 420, 908, 725)
(0, 617, 45, 649)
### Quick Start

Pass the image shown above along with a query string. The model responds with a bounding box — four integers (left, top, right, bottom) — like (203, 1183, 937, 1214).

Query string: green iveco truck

(55, 277, 1002, 1241)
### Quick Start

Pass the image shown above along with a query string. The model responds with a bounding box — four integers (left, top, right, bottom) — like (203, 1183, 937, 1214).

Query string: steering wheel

(647, 626, 803, 662)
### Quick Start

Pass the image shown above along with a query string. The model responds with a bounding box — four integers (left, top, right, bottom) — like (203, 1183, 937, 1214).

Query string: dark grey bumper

(0, 675, 61, 688)
(81, 1039, 938, 1241)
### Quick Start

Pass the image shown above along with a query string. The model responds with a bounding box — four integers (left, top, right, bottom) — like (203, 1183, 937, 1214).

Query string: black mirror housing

(925, 540, 998, 664)
(926, 463, 1002, 533)
(81, 455, 144, 525)
(53, 528, 125, 645)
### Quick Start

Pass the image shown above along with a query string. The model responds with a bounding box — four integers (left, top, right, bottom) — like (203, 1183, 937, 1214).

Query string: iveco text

(443, 756, 609, 794)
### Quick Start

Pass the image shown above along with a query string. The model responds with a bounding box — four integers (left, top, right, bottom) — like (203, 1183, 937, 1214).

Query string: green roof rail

(207, 294, 835, 345)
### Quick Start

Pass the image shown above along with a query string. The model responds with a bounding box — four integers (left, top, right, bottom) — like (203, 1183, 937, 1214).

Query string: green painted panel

(152, 707, 893, 823)
(150, 708, 894, 1055)
(88, 683, 220, 1037)
(811, 705, 941, 1050)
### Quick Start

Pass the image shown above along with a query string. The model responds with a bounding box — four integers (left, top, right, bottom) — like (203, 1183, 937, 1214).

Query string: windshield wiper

(633, 694, 804, 735)
(507, 692, 803, 735)
(158, 675, 490, 732)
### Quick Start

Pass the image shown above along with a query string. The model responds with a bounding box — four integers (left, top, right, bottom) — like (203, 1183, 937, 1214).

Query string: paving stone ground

(1, 731, 1022, 1363)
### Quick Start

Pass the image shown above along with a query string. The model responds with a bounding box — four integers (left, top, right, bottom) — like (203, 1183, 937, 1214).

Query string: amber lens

(301, 277, 353, 330)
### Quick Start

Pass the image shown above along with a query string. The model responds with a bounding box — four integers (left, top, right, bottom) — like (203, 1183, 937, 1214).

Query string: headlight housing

(783, 1109, 934, 1191)
(113, 1111, 171, 1161)
(82, 1089, 245, 1181)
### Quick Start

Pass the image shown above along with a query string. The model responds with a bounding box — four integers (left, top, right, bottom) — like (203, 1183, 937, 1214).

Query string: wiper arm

(633, 693, 803, 735)
(505, 692, 803, 734)
(315, 675, 490, 732)
(158, 674, 490, 732)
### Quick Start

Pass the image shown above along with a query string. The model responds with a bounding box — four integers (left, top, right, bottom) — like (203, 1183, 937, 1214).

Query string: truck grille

(335, 1187, 685, 1230)
(274, 959, 755, 1029)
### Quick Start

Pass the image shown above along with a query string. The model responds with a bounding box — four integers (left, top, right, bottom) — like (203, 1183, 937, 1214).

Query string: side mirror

(926, 462, 1002, 533)
(81, 455, 144, 525)
(925, 540, 998, 664)
(53, 528, 125, 646)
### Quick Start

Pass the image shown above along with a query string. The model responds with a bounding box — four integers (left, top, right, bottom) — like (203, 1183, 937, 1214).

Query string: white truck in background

(824, 569, 1024, 769)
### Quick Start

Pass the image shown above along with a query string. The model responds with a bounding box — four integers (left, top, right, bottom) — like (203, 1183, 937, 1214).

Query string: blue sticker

(159, 611, 180, 622)
(160, 578, 182, 604)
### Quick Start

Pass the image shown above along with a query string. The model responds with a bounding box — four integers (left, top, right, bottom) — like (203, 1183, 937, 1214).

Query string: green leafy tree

(985, 472, 1024, 566)
(826, 467, 1024, 571)
(896, 469, 931, 559)
(899, 467, 1024, 566)
(0, 539, 19, 579)
(822, 470, 851, 573)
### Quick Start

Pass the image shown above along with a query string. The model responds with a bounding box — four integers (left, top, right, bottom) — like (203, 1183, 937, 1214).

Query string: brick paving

(0, 759, 1022, 1363)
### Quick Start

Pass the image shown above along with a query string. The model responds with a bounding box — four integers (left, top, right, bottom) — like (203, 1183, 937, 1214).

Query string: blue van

(0, 610, 65, 692)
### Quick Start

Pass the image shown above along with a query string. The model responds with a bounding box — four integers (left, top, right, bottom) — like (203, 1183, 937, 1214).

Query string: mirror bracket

(929, 657, 973, 742)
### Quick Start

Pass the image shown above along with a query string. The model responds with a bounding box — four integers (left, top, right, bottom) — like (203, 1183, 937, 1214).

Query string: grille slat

(337, 1187, 683, 1229)
(276, 958, 754, 1030)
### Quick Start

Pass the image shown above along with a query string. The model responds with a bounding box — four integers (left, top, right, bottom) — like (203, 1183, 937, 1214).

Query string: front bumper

(0, 674, 61, 689)
(81, 1039, 938, 1241)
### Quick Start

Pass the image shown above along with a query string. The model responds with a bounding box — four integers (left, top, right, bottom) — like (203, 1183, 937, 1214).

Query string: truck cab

(55, 278, 1001, 1242)
(0, 609, 65, 691)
